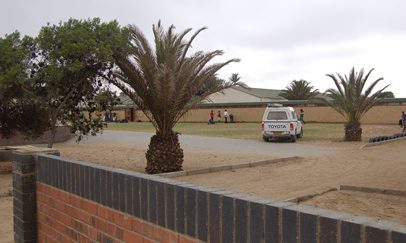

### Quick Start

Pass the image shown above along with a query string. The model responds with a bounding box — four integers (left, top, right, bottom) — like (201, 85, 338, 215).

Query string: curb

(361, 136, 406, 149)
(158, 156, 304, 178)
(339, 185, 406, 197)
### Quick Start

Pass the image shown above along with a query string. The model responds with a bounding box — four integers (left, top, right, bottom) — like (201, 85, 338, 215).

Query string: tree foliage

(0, 32, 49, 138)
(279, 79, 320, 100)
(377, 91, 395, 99)
(0, 19, 128, 147)
(25, 18, 128, 147)
(111, 22, 240, 173)
(95, 88, 121, 113)
(324, 67, 389, 141)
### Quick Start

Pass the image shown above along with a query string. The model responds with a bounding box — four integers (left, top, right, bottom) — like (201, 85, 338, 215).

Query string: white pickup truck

(261, 105, 303, 142)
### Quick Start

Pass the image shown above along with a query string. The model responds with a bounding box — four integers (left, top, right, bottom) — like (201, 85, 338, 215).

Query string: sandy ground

(179, 139, 406, 224)
(1, 127, 405, 241)
(55, 143, 274, 172)
(0, 197, 13, 243)
(304, 190, 406, 225)
(0, 174, 12, 243)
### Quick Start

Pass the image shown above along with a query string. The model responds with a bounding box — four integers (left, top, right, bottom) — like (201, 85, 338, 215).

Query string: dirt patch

(55, 143, 273, 172)
(179, 139, 406, 223)
(0, 196, 13, 243)
(303, 190, 406, 225)
(0, 174, 12, 196)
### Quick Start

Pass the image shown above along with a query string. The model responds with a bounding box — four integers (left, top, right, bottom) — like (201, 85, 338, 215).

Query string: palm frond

(112, 22, 239, 135)
(324, 67, 387, 124)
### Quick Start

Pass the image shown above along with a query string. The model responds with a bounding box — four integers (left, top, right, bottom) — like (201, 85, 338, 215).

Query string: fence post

(11, 147, 60, 243)
(12, 151, 38, 243)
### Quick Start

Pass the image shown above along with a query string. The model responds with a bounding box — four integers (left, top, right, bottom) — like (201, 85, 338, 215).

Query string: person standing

(217, 110, 222, 123)
(402, 111, 406, 133)
(224, 109, 229, 123)
(210, 110, 214, 123)
(299, 109, 306, 124)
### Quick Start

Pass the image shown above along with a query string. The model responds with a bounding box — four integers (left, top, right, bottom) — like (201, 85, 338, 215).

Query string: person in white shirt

(223, 109, 229, 123)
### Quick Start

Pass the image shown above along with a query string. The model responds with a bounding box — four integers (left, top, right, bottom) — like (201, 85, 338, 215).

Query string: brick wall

(36, 183, 194, 242)
(131, 104, 406, 124)
(13, 152, 406, 242)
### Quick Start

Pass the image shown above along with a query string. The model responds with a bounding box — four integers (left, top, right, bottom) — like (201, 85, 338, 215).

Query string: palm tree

(111, 22, 240, 174)
(229, 73, 241, 83)
(324, 67, 389, 141)
(279, 79, 320, 100)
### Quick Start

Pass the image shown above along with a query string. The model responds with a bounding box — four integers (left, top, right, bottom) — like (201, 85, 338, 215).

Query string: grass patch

(107, 122, 345, 142)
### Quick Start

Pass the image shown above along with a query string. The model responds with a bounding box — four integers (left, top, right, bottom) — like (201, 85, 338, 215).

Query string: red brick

(143, 238, 155, 243)
(82, 200, 98, 214)
(46, 185, 60, 198)
(114, 213, 132, 230)
(88, 227, 98, 241)
(38, 231, 46, 242)
(107, 210, 115, 221)
(36, 192, 46, 203)
(72, 218, 90, 236)
(165, 231, 179, 243)
(93, 217, 107, 232)
(140, 222, 154, 239)
(60, 234, 71, 243)
(53, 197, 66, 212)
(69, 194, 83, 208)
(123, 230, 144, 242)
(37, 182, 45, 192)
(59, 190, 70, 202)
(179, 236, 198, 243)
(77, 233, 93, 243)
(52, 219, 66, 234)
(105, 221, 116, 236)
(151, 226, 170, 242)
(132, 217, 143, 233)
(98, 205, 109, 220)
(115, 226, 125, 241)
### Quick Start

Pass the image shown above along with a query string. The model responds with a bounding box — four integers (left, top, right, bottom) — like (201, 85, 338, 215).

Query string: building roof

(232, 86, 285, 100)
(118, 93, 135, 106)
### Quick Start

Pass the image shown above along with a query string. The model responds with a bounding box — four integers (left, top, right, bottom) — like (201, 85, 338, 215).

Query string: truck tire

(263, 135, 269, 142)
(291, 135, 297, 143)
(297, 128, 303, 138)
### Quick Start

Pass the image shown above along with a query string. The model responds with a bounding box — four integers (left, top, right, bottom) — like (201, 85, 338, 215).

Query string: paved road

(66, 130, 337, 157)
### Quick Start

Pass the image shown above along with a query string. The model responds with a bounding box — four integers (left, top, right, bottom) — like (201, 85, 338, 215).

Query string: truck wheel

(263, 136, 269, 142)
(297, 128, 303, 138)
(291, 135, 297, 143)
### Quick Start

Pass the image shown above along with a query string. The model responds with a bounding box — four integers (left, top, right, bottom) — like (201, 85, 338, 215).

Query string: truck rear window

(267, 111, 288, 120)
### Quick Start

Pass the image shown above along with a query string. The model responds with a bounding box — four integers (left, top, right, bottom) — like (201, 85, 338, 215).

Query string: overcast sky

(2, 0, 406, 97)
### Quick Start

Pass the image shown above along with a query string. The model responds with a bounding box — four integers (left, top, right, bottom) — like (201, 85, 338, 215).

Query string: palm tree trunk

(145, 132, 184, 174)
(344, 122, 362, 141)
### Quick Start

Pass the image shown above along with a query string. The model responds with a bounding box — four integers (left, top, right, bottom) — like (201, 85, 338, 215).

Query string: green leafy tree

(377, 91, 395, 99)
(0, 32, 49, 138)
(95, 88, 121, 119)
(25, 18, 128, 147)
(111, 22, 240, 174)
(279, 79, 320, 100)
(324, 67, 389, 141)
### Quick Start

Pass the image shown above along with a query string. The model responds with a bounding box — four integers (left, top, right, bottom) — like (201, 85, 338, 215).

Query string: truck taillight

(290, 122, 294, 131)
(261, 123, 264, 130)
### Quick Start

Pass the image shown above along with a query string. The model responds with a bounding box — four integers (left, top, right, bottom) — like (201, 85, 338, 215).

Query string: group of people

(401, 111, 406, 133)
(208, 109, 233, 124)
(208, 108, 307, 125)
(103, 112, 118, 123)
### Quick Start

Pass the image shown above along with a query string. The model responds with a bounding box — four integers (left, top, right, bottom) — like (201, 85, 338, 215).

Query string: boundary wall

(13, 152, 406, 242)
(114, 99, 406, 124)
